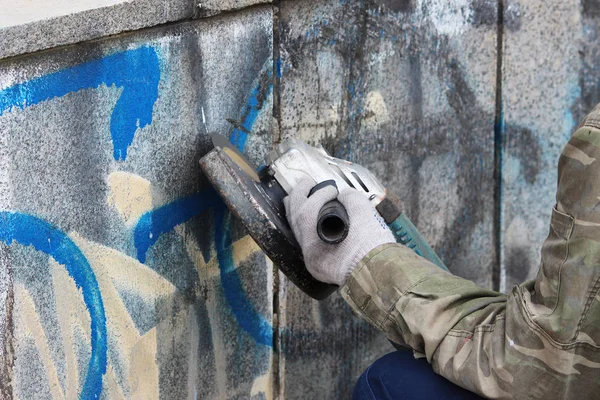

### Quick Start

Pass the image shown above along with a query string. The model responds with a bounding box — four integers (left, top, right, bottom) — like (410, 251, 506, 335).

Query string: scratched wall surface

(0, 7, 276, 399)
(1, 0, 599, 399)
(276, 0, 498, 397)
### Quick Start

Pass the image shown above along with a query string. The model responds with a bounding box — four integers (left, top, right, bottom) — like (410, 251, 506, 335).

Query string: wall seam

(493, 0, 505, 292)
(271, 1, 283, 399)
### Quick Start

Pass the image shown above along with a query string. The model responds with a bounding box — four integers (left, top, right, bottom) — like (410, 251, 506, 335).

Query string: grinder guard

(200, 136, 337, 300)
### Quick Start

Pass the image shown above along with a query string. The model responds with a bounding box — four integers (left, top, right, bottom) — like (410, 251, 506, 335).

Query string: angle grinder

(200, 134, 447, 300)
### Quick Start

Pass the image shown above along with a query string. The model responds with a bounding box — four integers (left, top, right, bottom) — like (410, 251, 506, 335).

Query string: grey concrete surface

(277, 0, 497, 397)
(279, 0, 498, 286)
(500, 0, 585, 291)
(0, 0, 194, 60)
(1, 0, 600, 398)
(0, 7, 275, 398)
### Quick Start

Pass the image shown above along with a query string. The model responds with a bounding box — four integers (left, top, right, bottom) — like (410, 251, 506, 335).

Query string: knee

(353, 351, 484, 400)
(353, 351, 432, 400)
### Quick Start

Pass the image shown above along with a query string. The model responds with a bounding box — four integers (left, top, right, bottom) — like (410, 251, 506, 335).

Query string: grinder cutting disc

(200, 134, 337, 300)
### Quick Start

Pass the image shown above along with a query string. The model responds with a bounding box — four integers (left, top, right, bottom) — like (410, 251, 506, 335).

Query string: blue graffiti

(132, 188, 275, 347)
(229, 67, 273, 151)
(214, 205, 273, 346)
(214, 65, 274, 345)
(0, 45, 160, 398)
(133, 64, 275, 346)
(276, 57, 282, 78)
(134, 190, 222, 263)
(0, 212, 107, 400)
(0, 46, 160, 161)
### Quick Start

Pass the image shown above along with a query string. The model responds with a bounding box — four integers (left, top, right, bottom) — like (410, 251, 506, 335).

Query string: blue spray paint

(229, 68, 273, 151)
(219, 65, 274, 345)
(213, 205, 273, 346)
(132, 189, 274, 347)
(132, 62, 275, 346)
(0, 46, 160, 161)
(134, 190, 222, 263)
(0, 212, 107, 399)
(276, 57, 282, 79)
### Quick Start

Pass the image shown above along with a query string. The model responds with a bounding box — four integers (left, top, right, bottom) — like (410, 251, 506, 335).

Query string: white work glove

(284, 178, 396, 286)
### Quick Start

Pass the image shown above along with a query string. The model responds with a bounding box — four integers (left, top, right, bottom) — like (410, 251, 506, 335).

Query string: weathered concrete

(277, 0, 498, 397)
(581, 1, 600, 113)
(500, 0, 584, 291)
(2, 0, 600, 398)
(0, 7, 274, 398)
(279, 0, 498, 285)
(198, 0, 272, 17)
(0, 0, 194, 60)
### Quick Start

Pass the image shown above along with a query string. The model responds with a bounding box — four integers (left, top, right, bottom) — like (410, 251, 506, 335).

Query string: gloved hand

(284, 178, 395, 286)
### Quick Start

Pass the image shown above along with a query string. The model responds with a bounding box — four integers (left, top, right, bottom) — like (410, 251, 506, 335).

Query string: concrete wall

(0, 0, 598, 398)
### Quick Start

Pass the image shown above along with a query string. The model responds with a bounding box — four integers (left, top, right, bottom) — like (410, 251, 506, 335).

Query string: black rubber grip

(308, 180, 350, 244)
(308, 180, 338, 197)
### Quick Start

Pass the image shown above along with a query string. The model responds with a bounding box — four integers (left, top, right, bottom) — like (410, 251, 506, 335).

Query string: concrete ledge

(0, 0, 194, 60)
(197, 0, 271, 16)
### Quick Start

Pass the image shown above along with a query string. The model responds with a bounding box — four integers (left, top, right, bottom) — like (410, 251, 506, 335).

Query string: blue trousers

(353, 351, 484, 400)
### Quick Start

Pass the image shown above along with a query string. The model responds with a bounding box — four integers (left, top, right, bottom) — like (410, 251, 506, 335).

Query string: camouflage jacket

(341, 110, 600, 399)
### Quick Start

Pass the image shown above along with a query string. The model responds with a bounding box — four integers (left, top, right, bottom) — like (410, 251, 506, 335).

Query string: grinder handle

(308, 181, 350, 244)
(388, 214, 448, 271)
(376, 192, 449, 271)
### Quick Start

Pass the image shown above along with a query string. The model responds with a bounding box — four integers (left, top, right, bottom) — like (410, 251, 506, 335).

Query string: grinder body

(266, 139, 447, 271)
(200, 135, 447, 300)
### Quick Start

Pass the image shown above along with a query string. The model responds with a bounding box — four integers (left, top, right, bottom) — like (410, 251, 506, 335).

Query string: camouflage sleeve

(340, 107, 600, 399)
